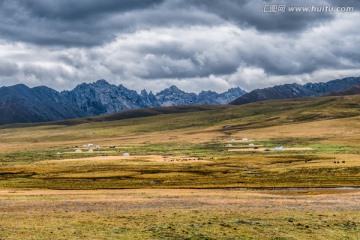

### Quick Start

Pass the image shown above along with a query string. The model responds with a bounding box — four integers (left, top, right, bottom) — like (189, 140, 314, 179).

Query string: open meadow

(0, 95, 359, 239)
(0, 188, 359, 240)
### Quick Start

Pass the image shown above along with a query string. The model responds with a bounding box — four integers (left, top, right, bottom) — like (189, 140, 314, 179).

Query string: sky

(0, 0, 359, 93)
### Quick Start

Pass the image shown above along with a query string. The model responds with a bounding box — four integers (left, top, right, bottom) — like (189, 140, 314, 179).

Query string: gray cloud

(181, 0, 336, 32)
(0, 0, 165, 46)
(0, 60, 19, 76)
(0, 0, 359, 92)
(0, 0, 350, 47)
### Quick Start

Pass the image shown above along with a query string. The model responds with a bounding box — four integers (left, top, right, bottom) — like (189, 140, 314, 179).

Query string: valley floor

(0, 188, 359, 240)
(0, 95, 360, 239)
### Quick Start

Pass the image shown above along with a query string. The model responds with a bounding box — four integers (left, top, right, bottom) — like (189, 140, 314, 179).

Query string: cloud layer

(0, 0, 359, 92)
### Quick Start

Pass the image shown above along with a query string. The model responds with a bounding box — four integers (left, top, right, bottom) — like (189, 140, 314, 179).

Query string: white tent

(226, 144, 233, 147)
(88, 149, 94, 153)
(96, 145, 101, 149)
(242, 138, 248, 142)
(88, 144, 94, 147)
(123, 153, 130, 156)
(75, 149, 82, 153)
(249, 143, 255, 147)
(274, 146, 284, 151)
(230, 139, 237, 143)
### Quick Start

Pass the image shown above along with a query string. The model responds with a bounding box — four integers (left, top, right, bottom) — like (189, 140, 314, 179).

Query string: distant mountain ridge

(0, 80, 246, 125)
(327, 85, 360, 96)
(231, 77, 360, 105)
(2, 77, 360, 125)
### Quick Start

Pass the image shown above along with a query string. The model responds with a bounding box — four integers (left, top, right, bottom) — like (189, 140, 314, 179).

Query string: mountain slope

(0, 84, 85, 125)
(155, 86, 197, 106)
(50, 105, 225, 126)
(230, 83, 316, 105)
(61, 80, 161, 116)
(0, 80, 245, 125)
(328, 85, 360, 96)
(231, 77, 360, 105)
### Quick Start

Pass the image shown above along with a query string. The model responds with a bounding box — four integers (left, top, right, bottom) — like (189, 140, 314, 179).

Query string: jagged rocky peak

(95, 79, 109, 85)
(140, 89, 148, 96)
(74, 79, 112, 91)
(222, 87, 247, 97)
(0, 79, 247, 124)
(157, 85, 184, 95)
(155, 85, 197, 106)
(2, 76, 360, 125)
(168, 85, 182, 91)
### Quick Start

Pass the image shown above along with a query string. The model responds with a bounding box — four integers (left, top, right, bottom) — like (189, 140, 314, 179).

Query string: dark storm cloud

(0, 0, 165, 46)
(0, 0, 348, 47)
(20, 0, 164, 20)
(176, 0, 336, 32)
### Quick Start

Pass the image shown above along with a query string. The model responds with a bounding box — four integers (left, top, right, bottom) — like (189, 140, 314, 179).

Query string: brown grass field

(0, 95, 359, 239)
(0, 188, 359, 240)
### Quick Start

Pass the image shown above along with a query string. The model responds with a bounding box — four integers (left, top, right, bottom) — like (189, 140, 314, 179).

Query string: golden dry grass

(38, 155, 208, 165)
(0, 188, 359, 240)
(228, 147, 313, 152)
(232, 116, 360, 145)
(0, 95, 360, 238)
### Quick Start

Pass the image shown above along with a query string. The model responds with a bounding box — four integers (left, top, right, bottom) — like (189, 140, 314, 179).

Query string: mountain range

(230, 77, 360, 105)
(0, 80, 246, 125)
(1, 77, 360, 125)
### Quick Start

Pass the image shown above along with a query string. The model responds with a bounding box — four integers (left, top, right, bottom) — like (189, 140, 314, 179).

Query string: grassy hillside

(0, 95, 359, 189)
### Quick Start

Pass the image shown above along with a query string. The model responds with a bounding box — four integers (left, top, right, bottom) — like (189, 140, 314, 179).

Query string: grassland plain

(0, 189, 359, 240)
(0, 95, 359, 239)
